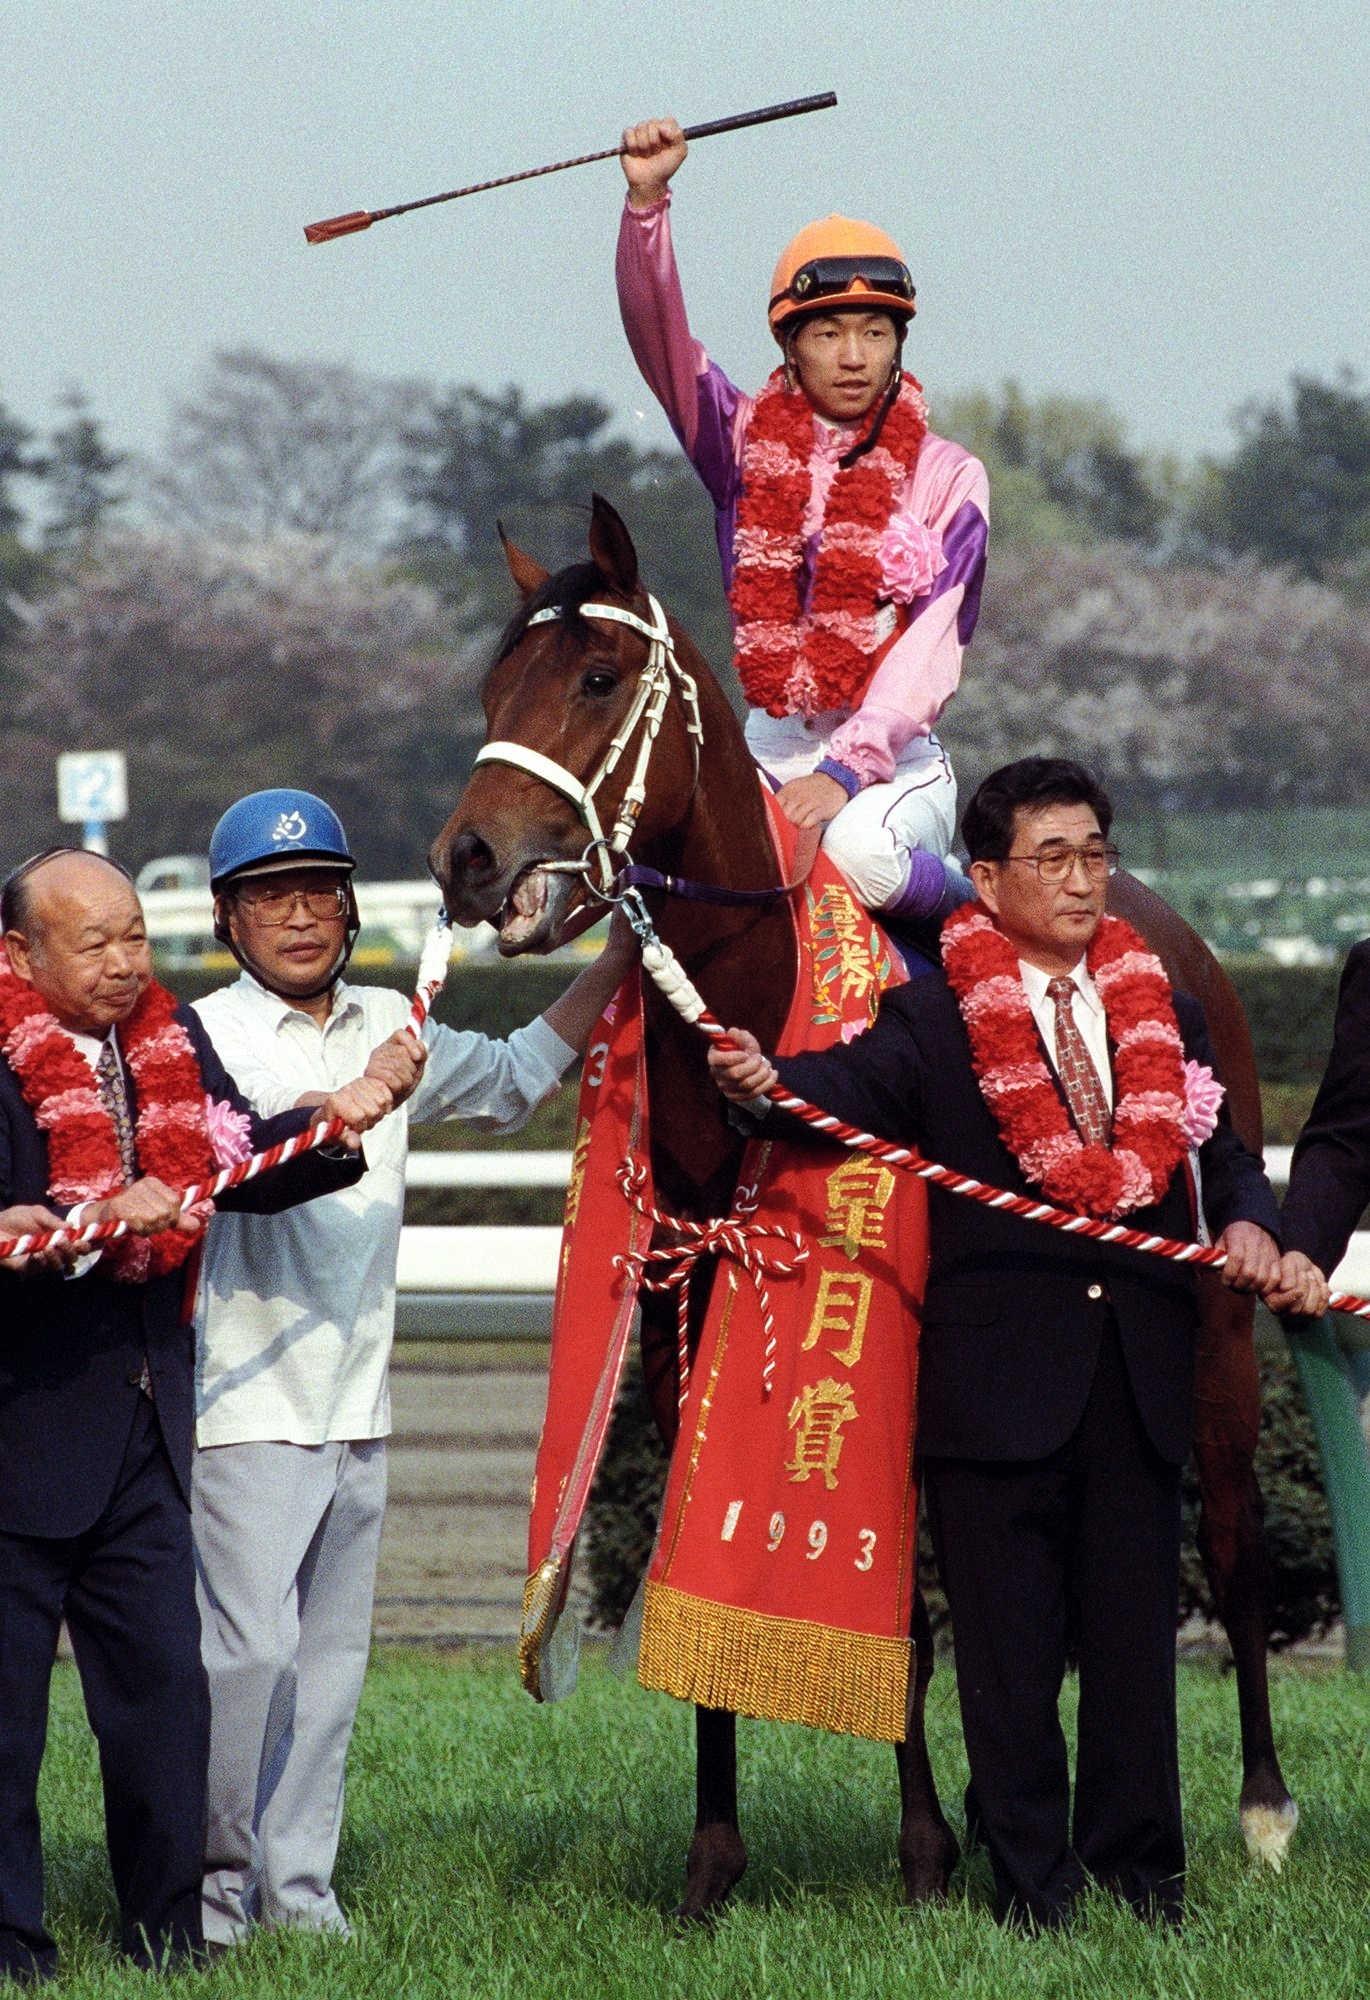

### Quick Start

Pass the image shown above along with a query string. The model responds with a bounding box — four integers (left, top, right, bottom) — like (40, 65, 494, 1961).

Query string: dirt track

(375, 1340, 557, 1646)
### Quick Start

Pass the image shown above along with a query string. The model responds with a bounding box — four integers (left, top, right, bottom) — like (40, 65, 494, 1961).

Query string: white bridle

(472, 591, 704, 893)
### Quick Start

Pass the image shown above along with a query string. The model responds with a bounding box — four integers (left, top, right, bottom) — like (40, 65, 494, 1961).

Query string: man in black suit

(0, 848, 386, 1982)
(711, 758, 1283, 1929)
(1268, 938, 1369, 1312)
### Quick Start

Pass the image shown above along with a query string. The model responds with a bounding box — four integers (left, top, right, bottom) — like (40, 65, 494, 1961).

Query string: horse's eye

(580, 668, 618, 698)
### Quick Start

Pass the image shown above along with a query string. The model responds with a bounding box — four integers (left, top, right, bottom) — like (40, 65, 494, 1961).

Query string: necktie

(94, 1039, 154, 1399)
(96, 1040, 138, 1184)
(1045, 976, 1111, 1149)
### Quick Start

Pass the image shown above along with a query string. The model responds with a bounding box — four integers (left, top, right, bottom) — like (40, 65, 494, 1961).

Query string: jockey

(617, 116, 989, 925)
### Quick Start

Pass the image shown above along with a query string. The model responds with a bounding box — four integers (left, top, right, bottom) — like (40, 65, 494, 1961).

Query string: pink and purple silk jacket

(616, 194, 990, 793)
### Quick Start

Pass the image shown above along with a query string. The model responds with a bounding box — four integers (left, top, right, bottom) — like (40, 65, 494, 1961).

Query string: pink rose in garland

(879, 514, 946, 603)
(1181, 1060, 1226, 1147)
(204, 1097, 253, 1170)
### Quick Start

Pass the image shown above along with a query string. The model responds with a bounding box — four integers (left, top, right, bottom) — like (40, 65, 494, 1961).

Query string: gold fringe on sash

(518, 1557, 562, 1699)
(638, 1579, 910, 1743)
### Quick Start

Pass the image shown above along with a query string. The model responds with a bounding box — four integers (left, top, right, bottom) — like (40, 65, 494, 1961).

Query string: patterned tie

(96, 1039, 138, 1184)
(1045, 975, 1111, 1149)
(94, 1038, 154, 1399)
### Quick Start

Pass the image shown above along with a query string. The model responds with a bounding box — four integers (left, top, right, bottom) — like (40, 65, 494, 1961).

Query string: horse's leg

(677, 1707, 748, 1922)
(639, 1288, 749, 1921)
(894, 1586, 959, 1901)
(1193, 1275, 1298, 1868)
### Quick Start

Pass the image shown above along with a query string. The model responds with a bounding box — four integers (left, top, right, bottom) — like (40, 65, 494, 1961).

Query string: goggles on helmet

(770, 255, 916, 315)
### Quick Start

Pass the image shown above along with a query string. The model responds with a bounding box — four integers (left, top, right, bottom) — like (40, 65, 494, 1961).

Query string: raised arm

(616, 115, 749, 506)
(407, 911, 639, 1133)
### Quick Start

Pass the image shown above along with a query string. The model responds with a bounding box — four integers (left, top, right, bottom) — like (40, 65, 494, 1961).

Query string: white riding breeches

(744, 709, 957, 910)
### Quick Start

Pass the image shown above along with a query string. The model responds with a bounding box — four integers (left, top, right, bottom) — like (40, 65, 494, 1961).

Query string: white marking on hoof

(1241, 1798, 1299, 1871)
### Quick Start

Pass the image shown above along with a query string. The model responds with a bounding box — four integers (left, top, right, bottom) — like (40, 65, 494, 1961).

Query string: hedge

(164, 954, 1350, 1091)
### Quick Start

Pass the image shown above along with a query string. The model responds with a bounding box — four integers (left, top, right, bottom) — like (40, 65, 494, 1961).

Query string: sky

(5, 0, 1368, 474)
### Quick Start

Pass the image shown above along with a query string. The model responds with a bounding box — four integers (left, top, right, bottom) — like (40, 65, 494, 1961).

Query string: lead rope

(609, 890, 1370, 1325)
(0, 910, 456, 1264)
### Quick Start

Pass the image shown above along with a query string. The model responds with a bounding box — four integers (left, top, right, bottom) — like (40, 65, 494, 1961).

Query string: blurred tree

(399, 384, 732, 674)
(0, 394, 48, 635)
(947, 545, 1367, 860)
(38, 389, 126, 549)
(0, 531, 468, 877)
(0, 397, 39, 538)
(1194, 368, 1370, 579)
(147, 349, 425, 548)
(942, 382, 1165, 546)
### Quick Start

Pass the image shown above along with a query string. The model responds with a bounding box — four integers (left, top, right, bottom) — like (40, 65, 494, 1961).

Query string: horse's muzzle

(433, 828, 584, 955)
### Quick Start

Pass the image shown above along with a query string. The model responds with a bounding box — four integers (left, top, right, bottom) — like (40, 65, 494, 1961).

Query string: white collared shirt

(1018, 957, 1114, 1111)
(191, 972, 574, 1447)
(58, 1023, 121, 1078)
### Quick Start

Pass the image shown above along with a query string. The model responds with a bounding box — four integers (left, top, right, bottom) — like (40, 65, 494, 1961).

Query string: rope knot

(610, 1156, 807, 1405)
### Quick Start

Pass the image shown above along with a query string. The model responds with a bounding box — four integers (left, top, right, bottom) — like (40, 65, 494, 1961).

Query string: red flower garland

(0, 943, 216, 1280)
(730, 370, 928, 718)
(940, 905, 1189, 1220)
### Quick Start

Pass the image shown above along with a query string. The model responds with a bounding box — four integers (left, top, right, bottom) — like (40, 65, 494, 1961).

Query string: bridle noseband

(472, 592, 704, 894)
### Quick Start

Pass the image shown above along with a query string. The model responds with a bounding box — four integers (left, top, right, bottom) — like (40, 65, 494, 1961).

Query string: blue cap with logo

(208, 788, 357, 891)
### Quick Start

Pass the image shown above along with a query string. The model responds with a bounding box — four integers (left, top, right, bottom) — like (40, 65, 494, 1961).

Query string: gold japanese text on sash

(637, 839, 928, 1743)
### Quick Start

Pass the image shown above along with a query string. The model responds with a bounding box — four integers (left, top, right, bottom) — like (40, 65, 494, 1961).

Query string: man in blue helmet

(190, 789, 631, 1948)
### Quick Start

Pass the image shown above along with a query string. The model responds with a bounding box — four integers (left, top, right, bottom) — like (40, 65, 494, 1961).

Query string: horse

(430, 494, 1297, 1918)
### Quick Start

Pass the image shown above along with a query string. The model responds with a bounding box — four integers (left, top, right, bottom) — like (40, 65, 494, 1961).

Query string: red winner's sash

(520, 968, 652, 1696)
(521, 805, 928, 1742)
(637, 820, 927, 1742)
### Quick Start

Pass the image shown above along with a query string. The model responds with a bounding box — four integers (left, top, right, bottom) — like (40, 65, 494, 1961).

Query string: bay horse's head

(431, 495, 705, 955)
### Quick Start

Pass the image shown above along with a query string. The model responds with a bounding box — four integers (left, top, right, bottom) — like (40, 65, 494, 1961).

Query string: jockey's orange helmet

(768, 216, 917, 343)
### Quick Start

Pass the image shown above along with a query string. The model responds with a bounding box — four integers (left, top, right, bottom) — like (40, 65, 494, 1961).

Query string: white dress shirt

(1018, 958, 1114, 1111)
(192, 972, 574, 1447)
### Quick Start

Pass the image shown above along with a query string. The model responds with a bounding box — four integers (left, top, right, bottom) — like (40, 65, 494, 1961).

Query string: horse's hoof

(1241, 1797, 1299, 1872)
(673, 1825, 748, 1925)
(899, 1822, 961, 1904)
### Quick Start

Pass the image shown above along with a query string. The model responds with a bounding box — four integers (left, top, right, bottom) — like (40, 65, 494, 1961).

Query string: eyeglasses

(1003, 843, 1120, 884)
(772, 255, 917, 311)
(233, 883, 349, 925)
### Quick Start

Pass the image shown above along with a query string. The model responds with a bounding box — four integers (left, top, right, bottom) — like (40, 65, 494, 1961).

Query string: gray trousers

(192, 1438, 386, 1944)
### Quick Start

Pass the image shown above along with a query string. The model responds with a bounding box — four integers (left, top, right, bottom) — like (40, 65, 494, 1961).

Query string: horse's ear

(499, 522, 551, 599)
(588, 494, 639, 595)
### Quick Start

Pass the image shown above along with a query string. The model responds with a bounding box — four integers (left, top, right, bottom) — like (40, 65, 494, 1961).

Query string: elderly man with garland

(709, 757, 1284, 1930)
(617, 114, 987, 928)
(191, 789, 633, 1948)
(0, 848, 379, 1983)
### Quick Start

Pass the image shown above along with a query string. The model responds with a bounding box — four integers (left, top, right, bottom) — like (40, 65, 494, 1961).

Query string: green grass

(24, 1651, 1370, 1998)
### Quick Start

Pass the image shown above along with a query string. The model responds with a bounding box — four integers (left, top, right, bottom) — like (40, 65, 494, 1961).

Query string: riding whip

(302, 92, 837, 244)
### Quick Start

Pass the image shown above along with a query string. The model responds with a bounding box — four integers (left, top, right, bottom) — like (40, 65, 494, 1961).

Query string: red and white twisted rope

(631, 926, 1370, 1325)
(610, 1157, 808, 1404)
(0, 911, 455, 1265)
